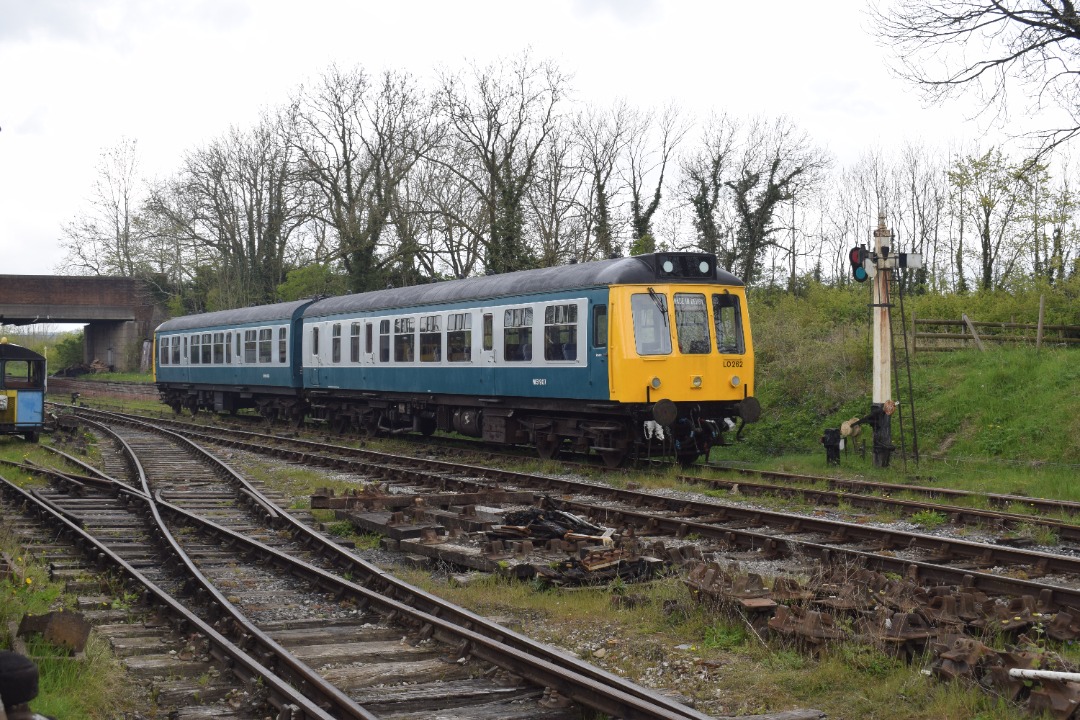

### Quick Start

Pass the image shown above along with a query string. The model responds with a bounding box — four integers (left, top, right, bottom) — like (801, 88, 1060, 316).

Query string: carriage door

(479, 311, 495, 392)
(591, 303, 609, 392)
(308, 325, 322, 387)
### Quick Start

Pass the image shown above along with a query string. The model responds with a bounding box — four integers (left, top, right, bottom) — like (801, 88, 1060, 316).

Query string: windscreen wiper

(647, 287, 669, 326)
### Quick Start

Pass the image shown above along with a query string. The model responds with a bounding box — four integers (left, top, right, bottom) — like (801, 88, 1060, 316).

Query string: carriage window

(278, 327, 288, 363)
(159, 337, 170, 366)
(420, 315, 442, 362)
(170, 336, 181, 365)
(713, 293, 746, 354)
(182, 336, 188, 363)
(394, 317, 415, 362)
(258, 329, 273, 363)
(213, 332, 225, 364)
(544, 303, 577, 361)
(447, 313, 472, 362)
(245, 330, 258, 363)
(350, 323, 361, 362)
(379, 320, 390, 362)
(201, 333, 212, 364)
(593, 305, 607, 348)
(331, 323, 342, 363)
(190, 334, 201, 365)
(483, 314, 493, 352)
(503, 307, 533, 361)
(675, 293, 710, 354)
(2, 360, 43, 389)
(226, 332, 232, 363)
(631, 293, 671, 356)
(365, 323, 373, 355)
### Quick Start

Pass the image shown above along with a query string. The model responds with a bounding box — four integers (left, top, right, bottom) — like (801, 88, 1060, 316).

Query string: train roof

(0, 341, 45, 361)
(305, 252, 742, 318)
(155, 299, 314, 333)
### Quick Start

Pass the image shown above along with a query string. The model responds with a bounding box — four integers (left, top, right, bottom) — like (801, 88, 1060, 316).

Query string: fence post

(911, 308, 916, 358)
(962, 313, 986, 351)
(1037, 294, 1046, 351)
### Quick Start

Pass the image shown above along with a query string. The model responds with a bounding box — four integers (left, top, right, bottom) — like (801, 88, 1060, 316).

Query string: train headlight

(691, 375, 702, 388)
(730, 375, 741, 388)
(650, 377, 662, 390)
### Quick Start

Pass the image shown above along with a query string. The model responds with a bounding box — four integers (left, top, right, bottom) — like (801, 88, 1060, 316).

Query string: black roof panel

(306, 253, 743, 317)
(156, 299, 314, 333)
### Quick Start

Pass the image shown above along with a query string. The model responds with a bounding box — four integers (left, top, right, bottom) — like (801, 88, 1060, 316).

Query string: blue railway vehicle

(154, 299, 315, 420)
(0, 338, 46, 443)
(300, 252, 760, 465)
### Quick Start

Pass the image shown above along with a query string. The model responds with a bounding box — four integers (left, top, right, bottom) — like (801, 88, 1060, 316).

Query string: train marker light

(691, 375, 703, 388)
(848, 246, 869, 283)
(650, 376, 662, 390)
(730, 375, 741, 388)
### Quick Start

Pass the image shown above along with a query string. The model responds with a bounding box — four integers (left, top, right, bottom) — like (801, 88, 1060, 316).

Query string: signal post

(846, 212, 921, 468)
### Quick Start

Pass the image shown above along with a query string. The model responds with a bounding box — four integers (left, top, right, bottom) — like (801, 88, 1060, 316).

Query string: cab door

(590, 302, 610, 396)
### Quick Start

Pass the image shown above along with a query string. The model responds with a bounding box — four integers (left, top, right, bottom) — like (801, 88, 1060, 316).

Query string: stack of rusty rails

(685, 559, 1080, 717)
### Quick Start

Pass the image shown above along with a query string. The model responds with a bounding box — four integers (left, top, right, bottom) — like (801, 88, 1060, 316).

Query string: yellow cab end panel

(607, 284, 754, 404)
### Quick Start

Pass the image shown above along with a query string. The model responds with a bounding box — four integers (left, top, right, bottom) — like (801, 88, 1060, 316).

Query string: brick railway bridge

(0, 276, 166, 373)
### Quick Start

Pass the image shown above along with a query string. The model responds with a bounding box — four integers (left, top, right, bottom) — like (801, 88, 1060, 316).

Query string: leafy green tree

(54, 331, 85, 369)
(277, 264, 350, 301)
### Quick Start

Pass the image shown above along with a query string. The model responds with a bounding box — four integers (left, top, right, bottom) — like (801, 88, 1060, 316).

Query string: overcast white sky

(0, 0, 986, 277)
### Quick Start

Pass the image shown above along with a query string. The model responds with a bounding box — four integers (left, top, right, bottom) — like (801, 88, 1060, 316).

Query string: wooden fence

(912, 300, 1080, 354)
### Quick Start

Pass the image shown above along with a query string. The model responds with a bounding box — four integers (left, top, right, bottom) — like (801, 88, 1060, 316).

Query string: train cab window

(2, 360, 43, 389)
(631, 292, 672, 356)
(190, 334, 201, 365)
(350, 323, 361, 363)
(713, 293, 746, 354)
(379, 320, 390, 362)
(503, 308, 533, 361)
(447, 313, 472, 362)
(394, 317, 415, 362)
(173, 337, 181, 365)
(245, 330, 258, 363)
(593, 305, 608, 348)
(226, 333, 232, 363)
(278, 327, 288, 363)
(159, 337, 170, 366)
(420, 315, 442, 362)
(258, 329, 273, 363)
(331, 323, 342, 363)
(201, 333, 212, 364)
(674, 293, 711, 354)
(483, 314, 493, 352)
(213, 333, 225, 364)
(544, 304, 577, 361)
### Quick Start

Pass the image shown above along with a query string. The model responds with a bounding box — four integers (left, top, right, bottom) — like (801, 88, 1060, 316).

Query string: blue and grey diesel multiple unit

(154, 253, 760, 465)
(0, 339, 46, 443)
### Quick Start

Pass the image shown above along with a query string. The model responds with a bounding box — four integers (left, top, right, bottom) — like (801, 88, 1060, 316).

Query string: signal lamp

(730, 375, 741, 388)
(848, 246, 869, 283)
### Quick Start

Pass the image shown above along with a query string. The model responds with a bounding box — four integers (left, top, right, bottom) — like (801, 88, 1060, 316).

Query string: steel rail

(0, 474, 337, 720)
(70, 406, 720, 720)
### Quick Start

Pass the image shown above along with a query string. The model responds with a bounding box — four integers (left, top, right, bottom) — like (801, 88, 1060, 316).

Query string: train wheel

(536, 435, 562, 461)
(596, 448, 626, 468)
(418, 417, 437, 436)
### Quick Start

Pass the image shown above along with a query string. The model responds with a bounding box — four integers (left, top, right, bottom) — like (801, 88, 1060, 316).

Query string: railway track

(60, 407, 1080, 612)
(3, 410, 830, 720)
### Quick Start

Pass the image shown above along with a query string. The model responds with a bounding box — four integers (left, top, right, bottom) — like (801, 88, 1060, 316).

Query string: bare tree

(526, 124, 586, 266)
(624, 103, 690, 254)
(432, 51, 568, 274)
(59, 137, 147, 276)
(289, 65, 437, 292)
(572, 102, 635, 260)
(146, 114, 306, 308)
(727, 117, 830, 284)
(874, 0, 1080, 151)
(681, 113, 738, 267)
